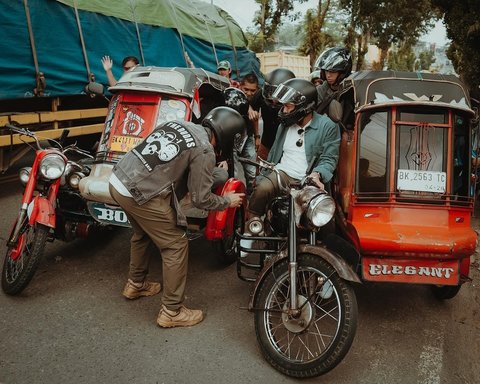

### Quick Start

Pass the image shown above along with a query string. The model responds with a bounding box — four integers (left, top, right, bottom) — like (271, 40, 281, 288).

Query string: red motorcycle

(2, 124, 94, 294)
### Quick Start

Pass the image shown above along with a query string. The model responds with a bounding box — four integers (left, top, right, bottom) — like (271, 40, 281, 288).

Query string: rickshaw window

(452, 114, 470, 197)
(357, 110, 389, 195)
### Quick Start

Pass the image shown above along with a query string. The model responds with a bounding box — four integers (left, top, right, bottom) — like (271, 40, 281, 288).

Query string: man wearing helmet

(314, 47, 352, 115)
(257, 68, 296, 159)
(109, 107, 245, 328)
(247, 78, 341, 220)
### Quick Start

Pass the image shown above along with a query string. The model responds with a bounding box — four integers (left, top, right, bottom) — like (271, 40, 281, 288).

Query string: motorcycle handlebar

(4, 124, 92, 158)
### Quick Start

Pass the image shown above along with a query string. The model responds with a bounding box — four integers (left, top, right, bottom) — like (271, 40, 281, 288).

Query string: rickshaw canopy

(339, 71, 474, 115)
(109, 67, 231, 98)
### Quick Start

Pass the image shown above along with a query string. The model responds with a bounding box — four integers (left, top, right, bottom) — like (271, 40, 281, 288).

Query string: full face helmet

(223, 87, 249, 117)
(262, 68, 295, 107)
(202, 106, 246, 155)
(314, 47, 352, 84)
(273, 78, 318, 127)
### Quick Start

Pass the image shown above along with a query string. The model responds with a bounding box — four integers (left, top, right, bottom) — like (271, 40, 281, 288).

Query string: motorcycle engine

(267, 197, 289, 236)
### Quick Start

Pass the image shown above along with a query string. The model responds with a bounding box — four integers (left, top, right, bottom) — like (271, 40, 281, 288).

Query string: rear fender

(248, 245, 361, 310)
(28, 196, 56, 228)
(204, 178, 246, 240)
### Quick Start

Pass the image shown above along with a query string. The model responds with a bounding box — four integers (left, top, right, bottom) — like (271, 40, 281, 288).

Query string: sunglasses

(296, 128, 304, 147)
(123, 66, 135, 71)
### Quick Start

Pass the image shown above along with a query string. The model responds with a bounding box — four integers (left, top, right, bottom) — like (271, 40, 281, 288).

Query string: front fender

(28, 196, 56, 228)
(248, 245, 361, 310)
(204, 178, 246, 240)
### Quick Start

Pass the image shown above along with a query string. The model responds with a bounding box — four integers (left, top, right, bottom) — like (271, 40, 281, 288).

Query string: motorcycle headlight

(39, 154, 66, 180)
(305, 193, 335, 227)
(19, 167, 31, 185)
(295, 186, 335, 229)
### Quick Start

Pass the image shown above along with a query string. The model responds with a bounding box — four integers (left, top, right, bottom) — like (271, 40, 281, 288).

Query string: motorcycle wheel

(431, 284, 461, 300)
(213, 206, 244, 265)
(1, 223, 49, 295)
(254, 253, 358, 378)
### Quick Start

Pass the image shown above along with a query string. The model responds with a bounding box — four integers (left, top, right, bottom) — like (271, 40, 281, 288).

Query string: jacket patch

(132, 122, 197, 171)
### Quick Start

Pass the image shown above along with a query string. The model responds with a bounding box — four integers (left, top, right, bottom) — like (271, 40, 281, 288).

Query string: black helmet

(273, 78, 318, 127)
(314, 47, 352, 84)
(202, 106, 246, 155)
(223, 87, 249, 117)
(262, 68, 295, 107)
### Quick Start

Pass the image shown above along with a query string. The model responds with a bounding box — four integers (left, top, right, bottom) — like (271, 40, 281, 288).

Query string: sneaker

(122, 279, 161, 300)
(157, 305, 204, 328)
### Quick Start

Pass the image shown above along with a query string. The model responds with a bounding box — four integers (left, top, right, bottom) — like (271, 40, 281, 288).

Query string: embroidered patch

(132, 122, 197, 171)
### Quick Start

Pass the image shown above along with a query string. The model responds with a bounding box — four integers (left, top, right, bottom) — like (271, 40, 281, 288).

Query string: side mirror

(328, 99, 343, 123)
(84, 82, 104, 96)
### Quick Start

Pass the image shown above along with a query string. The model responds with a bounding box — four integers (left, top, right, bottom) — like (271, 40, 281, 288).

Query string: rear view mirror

(328, 99, 343, 123)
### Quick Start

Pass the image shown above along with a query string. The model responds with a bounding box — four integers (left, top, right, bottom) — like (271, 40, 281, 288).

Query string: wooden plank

(0, 123, 104, 147)
(0, 108, 108, 126)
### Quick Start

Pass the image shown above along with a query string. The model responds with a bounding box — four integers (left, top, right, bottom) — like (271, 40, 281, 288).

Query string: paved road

(0, 181, 479, 384)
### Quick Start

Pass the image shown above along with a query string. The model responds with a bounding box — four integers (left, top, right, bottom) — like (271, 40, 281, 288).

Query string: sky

(204, 0, 448, 45)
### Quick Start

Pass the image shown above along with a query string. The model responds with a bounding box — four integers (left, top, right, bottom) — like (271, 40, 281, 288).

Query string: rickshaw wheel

(431, 285, 461, 300)
(213, 206, 244, 265)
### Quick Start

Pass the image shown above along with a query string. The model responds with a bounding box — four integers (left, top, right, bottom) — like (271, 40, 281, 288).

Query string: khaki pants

(110, 186, 188, 311)
(248, 170, 298, 217)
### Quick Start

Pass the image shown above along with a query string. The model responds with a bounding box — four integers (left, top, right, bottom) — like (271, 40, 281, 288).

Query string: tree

(386, 43, 416, 71)
(340, 0, 437, 70)
(432, 0, 480, 98)
(417, 49, 436, 71)
(251, 0, 307, 52)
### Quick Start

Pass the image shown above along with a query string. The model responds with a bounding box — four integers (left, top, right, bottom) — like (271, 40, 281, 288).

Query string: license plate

(110, 135, 144, 153)
(397, 169, 446, 193)
(87, 202, 131, 227)
(362, 257, 459, 285)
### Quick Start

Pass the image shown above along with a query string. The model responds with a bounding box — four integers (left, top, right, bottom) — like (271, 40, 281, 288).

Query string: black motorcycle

(237, 157, 360, 378)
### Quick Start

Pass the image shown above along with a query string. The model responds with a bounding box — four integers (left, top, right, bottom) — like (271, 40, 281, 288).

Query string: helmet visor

(272, 83, 306, 105)
(262, 83, 277, 100)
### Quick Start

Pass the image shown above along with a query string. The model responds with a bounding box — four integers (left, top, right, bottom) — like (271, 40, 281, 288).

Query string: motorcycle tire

(1, 223, 49, 295)
(213, 206, 244, 265)
(431, 284, 461, 300)
(254, 253, 358, 378)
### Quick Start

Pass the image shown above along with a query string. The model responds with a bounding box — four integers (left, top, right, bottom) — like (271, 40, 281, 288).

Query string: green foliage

(386, 43, 416, 71)
(252, 0, 307, 51)
(417, 49, 436, 70)
(340, 0, 437, 69)
(432, 0, 480, 98)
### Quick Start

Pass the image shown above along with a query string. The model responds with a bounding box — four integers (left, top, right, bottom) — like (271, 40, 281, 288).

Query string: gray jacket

(112, 120, 230, 227)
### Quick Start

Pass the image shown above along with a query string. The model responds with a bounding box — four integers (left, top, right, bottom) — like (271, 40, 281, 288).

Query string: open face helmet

(273, 78, 318, 127)
(314, 47, 352, 84)
(262, 68, 295, 107)
(223, 87, 249, 117)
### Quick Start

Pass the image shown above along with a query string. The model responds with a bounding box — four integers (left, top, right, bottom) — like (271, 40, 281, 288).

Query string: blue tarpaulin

(0, 0, 260, 100)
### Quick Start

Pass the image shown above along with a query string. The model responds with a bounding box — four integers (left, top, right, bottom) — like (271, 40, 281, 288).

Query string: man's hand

(248, 106, 260, 121)
(225, 191, 245, 208)
(217, 160, 228, 170)
(101, 55, 113, 71)
(307, 172, 325, 189)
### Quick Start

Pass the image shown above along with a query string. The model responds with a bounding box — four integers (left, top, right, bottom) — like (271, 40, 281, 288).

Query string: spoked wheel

(2, 223, 49, 295)
(254, 253, 358, 378)
(213, 207, 244, 265)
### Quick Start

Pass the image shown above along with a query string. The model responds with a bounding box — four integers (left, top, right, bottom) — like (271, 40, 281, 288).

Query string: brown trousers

(110, 186, 188, 311)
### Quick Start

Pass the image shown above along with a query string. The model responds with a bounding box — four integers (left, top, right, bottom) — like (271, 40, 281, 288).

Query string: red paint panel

(362, 257, 460, 285)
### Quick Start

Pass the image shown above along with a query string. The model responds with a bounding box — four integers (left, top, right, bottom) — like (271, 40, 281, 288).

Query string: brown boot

(122, 279, 161, 299)
(157, 305, 204, 328)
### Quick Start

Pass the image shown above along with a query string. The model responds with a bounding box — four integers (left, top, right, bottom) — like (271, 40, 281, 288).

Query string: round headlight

(306, 193, 335, 227)
(39, 154, 66, 180)
(19, 167, 31, 185)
